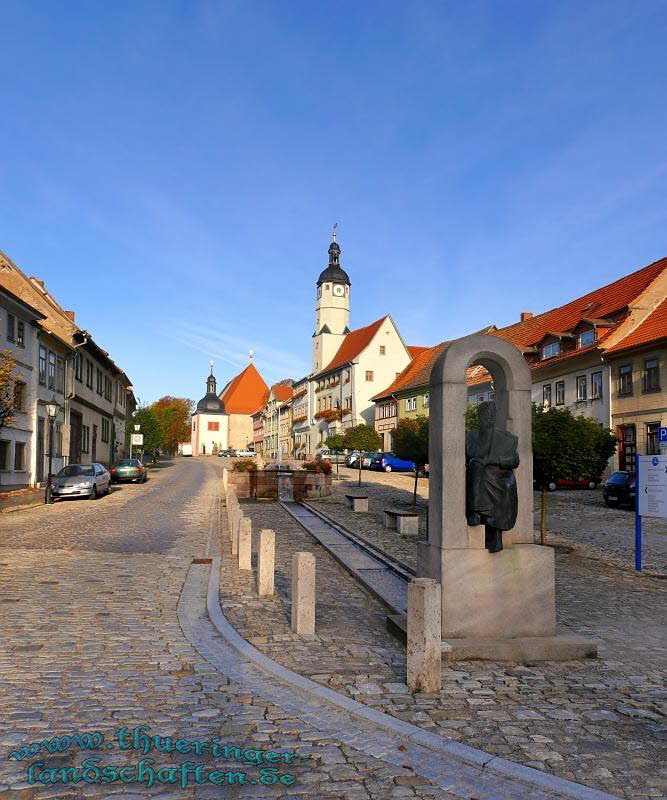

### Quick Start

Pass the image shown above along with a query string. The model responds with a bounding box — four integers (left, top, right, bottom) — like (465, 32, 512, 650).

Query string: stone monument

(417, 333, 597, 661)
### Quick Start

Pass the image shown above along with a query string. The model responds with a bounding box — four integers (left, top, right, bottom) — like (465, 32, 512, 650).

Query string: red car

(546, 476, 600, 491)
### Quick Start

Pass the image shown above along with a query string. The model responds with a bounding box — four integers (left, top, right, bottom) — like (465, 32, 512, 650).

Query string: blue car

(371, 452, 416, 473)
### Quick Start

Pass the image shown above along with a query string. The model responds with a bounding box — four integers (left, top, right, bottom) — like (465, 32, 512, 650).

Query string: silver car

(51, 463, 111, 501)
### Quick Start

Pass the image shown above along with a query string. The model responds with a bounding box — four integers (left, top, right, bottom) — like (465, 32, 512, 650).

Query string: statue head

(477, 400, 496, 429)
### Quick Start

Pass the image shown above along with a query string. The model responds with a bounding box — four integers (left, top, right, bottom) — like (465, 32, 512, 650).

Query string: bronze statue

(465, 401, 519, 553)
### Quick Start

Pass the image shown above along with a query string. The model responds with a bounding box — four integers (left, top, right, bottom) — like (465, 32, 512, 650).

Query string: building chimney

(520, 312, 533, 322)
(65, 311, 76, 322)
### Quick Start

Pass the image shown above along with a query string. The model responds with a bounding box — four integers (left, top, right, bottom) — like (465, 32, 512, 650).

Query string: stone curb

(206, 556, 619, 800)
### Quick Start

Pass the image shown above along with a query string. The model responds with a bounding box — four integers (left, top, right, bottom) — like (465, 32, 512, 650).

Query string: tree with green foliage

(126, 405, 164, 459)
(325, 433, 345, 474)
(532, 405, 616, 543)
(465, 403, 479, 431)
(392, 416, 429, 504)
(342, 424, 382, 486)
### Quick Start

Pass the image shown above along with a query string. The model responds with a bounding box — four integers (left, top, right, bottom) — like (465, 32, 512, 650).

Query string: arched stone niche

(422, 333, 534, 559)
(418, 333, 556, 642)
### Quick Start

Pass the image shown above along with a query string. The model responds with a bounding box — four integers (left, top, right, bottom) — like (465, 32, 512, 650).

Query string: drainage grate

(192, 557, 213, 564)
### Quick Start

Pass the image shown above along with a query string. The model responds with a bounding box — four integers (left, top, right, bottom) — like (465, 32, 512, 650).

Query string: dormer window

(541, 342, 560, 360)
(577, 329, 596, 348)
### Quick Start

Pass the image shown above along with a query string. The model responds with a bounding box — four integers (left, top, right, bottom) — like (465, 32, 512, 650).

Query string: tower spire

(332, 222, 337, 242)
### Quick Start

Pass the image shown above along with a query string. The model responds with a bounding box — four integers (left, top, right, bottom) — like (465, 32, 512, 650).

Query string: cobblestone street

(1, 458, 664, 799)
(0, 459, 461, 800)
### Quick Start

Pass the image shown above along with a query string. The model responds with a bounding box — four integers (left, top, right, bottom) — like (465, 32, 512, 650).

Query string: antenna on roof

(332, 222, 338, 242)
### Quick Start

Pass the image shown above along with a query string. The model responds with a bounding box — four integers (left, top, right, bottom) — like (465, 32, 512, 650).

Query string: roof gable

(605, 298, 667, 353)
(220, 363, 270, 414)
(316, 316, 387, 376)
(0, 251, 78, 345)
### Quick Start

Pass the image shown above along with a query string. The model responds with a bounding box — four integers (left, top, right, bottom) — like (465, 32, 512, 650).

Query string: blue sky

(1, 1, 666, 404)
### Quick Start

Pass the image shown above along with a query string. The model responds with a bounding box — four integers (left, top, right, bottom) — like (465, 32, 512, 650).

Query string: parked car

(345, 451, 362, 467)
(180, 443, 193, 457)
(546, 476, 601, 491)
(110, 458, 147, 484)
(603, 471, 636, 508)
(218, 449, 235, 457)
(361, 452, 378, 469)
(235, 449, 255, 458)
(371, 452, 416, 472)
(51, 463, 111, 500)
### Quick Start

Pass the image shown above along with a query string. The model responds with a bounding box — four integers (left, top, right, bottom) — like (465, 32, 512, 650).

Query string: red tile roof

(316, 316, 387, 376)
(605, 298, 667, 353)
(466, 365, 492, 387)
(372, 342, 451, 400)
(271, 384, 293, 402)
(407, 345, 429, 358)
(492, 257, 666, 351)
(220, 363, 270, 414)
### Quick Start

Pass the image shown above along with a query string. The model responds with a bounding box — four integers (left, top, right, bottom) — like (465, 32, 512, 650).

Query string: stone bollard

(231, 509, 240, 556)
(238, 517, 252, 571)
(407, 578, 442, 693)
(257, 529, 275, 596)
(291, 552, 315, 634)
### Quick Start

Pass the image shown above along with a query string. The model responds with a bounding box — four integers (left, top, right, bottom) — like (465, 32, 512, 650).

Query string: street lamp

(44, 395, 60, 504)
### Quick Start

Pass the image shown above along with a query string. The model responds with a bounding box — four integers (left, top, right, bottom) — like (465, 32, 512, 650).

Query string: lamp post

(44, 396, 60, 504)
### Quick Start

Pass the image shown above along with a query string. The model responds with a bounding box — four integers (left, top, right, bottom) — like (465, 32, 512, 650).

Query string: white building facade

(191, 370, 228, 455)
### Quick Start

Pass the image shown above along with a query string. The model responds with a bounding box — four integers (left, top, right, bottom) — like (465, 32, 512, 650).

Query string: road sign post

(635, 454, 667, 572)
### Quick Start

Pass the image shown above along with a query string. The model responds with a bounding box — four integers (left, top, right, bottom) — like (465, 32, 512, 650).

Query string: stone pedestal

(440, 544, 555, 639)
(291, 552, 315, 634)
(257, 529, 275, 596)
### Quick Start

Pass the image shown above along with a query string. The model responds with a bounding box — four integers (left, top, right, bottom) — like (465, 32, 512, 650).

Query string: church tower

(312, 232, 351, 373)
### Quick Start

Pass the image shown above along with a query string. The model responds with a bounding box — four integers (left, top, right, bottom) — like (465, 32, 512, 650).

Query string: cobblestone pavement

(224, 497, 666, 799)
(311, 468, 667, 576)
(0, 458, 460, 799)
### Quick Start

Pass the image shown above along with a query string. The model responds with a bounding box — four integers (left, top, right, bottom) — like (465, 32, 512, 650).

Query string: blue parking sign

(660, 426, 667, 444)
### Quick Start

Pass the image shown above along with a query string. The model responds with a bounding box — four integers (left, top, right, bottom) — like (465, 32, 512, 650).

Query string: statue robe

(465, 427, 519, 532)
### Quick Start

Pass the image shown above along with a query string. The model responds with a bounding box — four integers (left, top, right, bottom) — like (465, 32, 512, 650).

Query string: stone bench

(345, 494, 369, 512)
(383, 508, 419, 536)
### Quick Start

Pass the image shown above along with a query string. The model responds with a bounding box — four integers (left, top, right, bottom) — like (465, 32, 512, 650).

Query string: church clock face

(333, 283, 345, 297)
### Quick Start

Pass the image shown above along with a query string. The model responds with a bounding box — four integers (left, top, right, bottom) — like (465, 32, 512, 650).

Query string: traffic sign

(131, 433, 144, 446)
(659, 426, 667, 445)
(637, 455, 667, 520)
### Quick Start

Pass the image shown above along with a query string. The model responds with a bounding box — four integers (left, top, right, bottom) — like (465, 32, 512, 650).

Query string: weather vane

(249, 349, 254, 361)
(209, 359, 214, 372)
(332, 222, 338, 242)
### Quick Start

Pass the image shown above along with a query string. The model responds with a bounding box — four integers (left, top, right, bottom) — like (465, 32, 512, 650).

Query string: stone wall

(228, 470, 331, 500)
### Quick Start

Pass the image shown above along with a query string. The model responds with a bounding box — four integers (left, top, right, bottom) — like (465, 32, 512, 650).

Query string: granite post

(257, 529, 275, 596)
(407, 578, 441, 693)
(291, 552, 315, 634)
(231, 508, 240, 556)
(238, 517, 252, 571)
